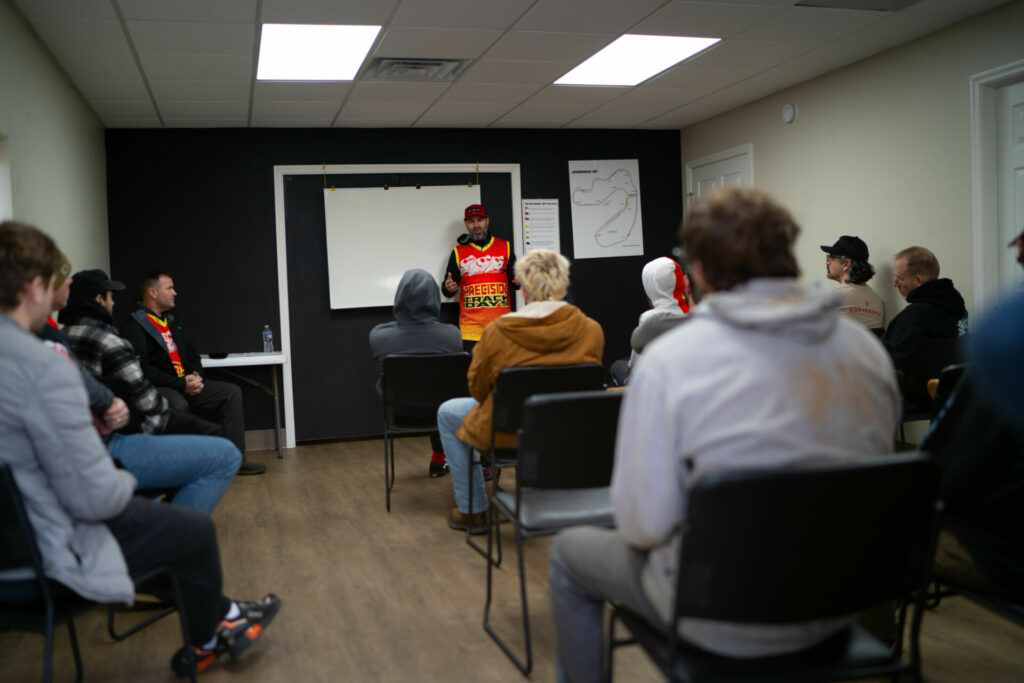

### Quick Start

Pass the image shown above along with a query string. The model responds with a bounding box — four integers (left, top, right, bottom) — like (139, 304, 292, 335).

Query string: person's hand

(444, 273, 459, 294)
(102, 397, 130, 432)
(185, 372, 204, 395)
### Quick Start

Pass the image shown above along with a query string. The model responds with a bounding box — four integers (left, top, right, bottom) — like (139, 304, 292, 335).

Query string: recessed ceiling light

(257, 24, 381, 81)
(555, 34, 720, 87)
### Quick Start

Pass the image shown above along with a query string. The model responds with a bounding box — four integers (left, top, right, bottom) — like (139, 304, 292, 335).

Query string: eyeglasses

(826, 254, 846, 263)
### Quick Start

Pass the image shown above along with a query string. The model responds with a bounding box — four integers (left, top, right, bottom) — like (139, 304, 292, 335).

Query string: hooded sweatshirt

(612, 278, 900, 658)
(455, 300, 604, 451)
(631, 257, 690, 355)
(883, 277, 968, 371)
(368, 269, 463, 392)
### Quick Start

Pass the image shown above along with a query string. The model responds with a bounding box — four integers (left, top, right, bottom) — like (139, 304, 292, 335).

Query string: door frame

(970, 57, 1024, 312)
(684, 143, 753, 216)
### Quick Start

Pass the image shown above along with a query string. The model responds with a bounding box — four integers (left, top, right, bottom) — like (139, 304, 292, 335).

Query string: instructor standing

(442, 204, 518, 352)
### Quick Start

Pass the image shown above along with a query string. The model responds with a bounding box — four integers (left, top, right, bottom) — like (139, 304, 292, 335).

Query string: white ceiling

(10, 0, 1012, 129)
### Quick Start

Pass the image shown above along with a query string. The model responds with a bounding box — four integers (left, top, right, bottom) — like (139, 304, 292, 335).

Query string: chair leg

(384, 436, 394, 512)
(67, 619, 83, 683)
(43, 603, 55, 683)
(465, 450, 500, 566)
(108, 600, 177, 641)
(483, 518, 532, 675)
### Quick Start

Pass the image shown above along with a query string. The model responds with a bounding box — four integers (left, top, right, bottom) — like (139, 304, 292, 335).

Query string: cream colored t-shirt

(835, 282, 885, 329)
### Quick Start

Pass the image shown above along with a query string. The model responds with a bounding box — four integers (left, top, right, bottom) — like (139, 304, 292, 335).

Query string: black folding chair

(485, 390, 623, 675)
(381, 353, 471, 512)
(0, 464, 198, 682)
(465, 363, 606, 562)
(898, 336, 960, 444)
(606, 454, 942, 683)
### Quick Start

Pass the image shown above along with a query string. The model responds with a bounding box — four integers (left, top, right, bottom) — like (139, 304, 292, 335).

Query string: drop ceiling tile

(60, 52, 142, 80)
(607, 86, 708, 107)
(374, 27, 503, 59)
(251, 118, 335, 127)
(631, 1, 784, 38)
(348, 82, 451, 102)
(254, 82, 352, 101)
(524, 85, 628, 106)
(103, 117, 162, 128)
(74, 79, 150, 101)
(574, 101, 679, 127)
(734, 6, 885, 44)
(414, 118, 497, 128)
(127, 20, 255, 54)
(90, 100, 158, 119)
(516, 0, 668, 33)
(139, 53, 253, 80)
(490, 118, 571, 128)
(567, 118, 640, 129)
(687, 39, 809, 69)
(117, 0, 256, 22)
(775, 42, 882, 80)
(419, 101, 516, 119)
(30, 19, 130, 53)
(459, 59, 578, 85)
(334, 112, 421, 125)
(439, 82, 541, 103)
(905, 0, 1007, 13)
(150, 80, 252, 100)
(252, 100, 342, 118)
(502, 101, 597, 120)
(648, 63, 761, 89)
(164, 118, 248, 127)
(261, 0, 399, 24)
(157, 101, 249, 118)
(836, 11, 965, 47)
(391, 0, 535, 30)
(485, 31, 615, 62)
(338, 99, 433, 119)
(13, 0, 115, 20)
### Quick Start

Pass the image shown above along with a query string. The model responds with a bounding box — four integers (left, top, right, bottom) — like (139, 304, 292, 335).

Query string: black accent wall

(106, 128, 682, 442)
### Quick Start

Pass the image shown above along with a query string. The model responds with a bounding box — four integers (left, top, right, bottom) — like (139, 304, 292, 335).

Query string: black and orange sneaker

(170, 645, 218, 677)
(218, 594, 282, 661)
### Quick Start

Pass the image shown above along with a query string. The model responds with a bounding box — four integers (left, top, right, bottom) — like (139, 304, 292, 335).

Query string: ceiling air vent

(362, 57, 472, 82)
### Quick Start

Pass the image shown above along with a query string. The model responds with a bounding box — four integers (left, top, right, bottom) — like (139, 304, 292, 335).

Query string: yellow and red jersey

(455, 236, 512, 341)
(144, 313, 186, 377)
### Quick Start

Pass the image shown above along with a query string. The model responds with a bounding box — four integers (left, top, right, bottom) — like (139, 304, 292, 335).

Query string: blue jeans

(437, 397, 488, 514)
(106, 433, 241, 516)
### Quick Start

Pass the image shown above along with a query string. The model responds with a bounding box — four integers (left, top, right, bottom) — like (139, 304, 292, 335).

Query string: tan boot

(447, 508, 488, 535)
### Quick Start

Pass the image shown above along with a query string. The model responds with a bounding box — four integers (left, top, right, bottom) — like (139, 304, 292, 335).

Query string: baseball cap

(69, 269, 126, 301)
(820, 235, 869, 261)
(464, 204, 487, 220)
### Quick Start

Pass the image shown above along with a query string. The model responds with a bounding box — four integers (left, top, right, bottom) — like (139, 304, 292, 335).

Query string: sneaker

(170, 646, 218, 677)
(237, 460, 267, 475)
(218, 594, 282, 661)
(429, 460, 449, 478)
(447, 507, 489, 535)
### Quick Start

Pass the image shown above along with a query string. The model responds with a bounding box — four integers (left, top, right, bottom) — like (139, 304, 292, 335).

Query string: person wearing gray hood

(370, 269, 463, 477)
(548, 188, 900, 682)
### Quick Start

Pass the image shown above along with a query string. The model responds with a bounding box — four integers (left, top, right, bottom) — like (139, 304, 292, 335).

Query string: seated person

(121, 270, 264, 475)
(548, 187, 900, 681)
(0, 221, 280, 677)
(369, 268, 463, 477)
(628, 256, 692, 370)
(882, 246, 968, 372)
(820, 235, 884, 331)
(436, 249, 604, 534)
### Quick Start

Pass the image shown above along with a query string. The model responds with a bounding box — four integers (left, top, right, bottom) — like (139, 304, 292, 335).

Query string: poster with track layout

(568, 159, 643, 259)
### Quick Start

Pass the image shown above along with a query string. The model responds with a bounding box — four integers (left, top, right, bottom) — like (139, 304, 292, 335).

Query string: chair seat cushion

(617, 609, 900, 683)
(493, 487, 613, 532)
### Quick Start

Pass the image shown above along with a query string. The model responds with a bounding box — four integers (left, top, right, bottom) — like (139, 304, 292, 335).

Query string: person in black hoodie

(369, 268, 463, 477)
(882, 246, 968, 371)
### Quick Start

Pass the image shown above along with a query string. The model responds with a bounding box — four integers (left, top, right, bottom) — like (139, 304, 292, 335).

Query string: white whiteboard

(323, 184, 480, 309)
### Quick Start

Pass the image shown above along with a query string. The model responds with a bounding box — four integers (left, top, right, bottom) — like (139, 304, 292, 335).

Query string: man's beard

(470, 230, 488, 243)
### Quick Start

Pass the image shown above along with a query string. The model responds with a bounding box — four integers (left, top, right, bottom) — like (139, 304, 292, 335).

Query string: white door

(685, 145, 752, 213)
(997, 80, 1024, 291)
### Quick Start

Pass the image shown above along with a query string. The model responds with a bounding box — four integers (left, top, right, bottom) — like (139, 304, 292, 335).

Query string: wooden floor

(3, 438, 1024, 682)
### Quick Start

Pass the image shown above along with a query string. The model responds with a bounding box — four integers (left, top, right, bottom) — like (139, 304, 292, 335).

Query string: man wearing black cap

(442, 203, 518, 352)
(820, 236, 884, 331)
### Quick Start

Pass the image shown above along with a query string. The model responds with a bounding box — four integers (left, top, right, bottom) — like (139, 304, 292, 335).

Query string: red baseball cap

(464, 204, 487, 220)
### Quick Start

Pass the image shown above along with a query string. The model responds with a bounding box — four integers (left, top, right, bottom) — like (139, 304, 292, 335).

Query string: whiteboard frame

(272, 163, 523, 449)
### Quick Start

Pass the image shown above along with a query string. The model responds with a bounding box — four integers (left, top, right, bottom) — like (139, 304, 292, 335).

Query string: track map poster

(568, 159, 644, 259)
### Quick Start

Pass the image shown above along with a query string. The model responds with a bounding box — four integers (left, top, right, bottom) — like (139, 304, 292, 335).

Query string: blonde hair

(515, 249, 570, 301)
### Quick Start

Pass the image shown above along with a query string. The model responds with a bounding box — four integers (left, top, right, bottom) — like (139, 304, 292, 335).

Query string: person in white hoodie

(626, 256, 692, 376)
(548, 187, 900, 682)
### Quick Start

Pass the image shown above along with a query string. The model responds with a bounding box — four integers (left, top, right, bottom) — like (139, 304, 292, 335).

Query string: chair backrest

(491, 363, 606, 436)
(931, 363, 967, 419)
(381, 352, 471, 417)
(0, 463, 39, 574)
(517, 391, 623, 489)
(674, 454, 940, 624)
(902, 336, 960, 400)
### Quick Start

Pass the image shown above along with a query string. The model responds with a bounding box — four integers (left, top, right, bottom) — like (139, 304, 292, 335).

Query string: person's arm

(172, 320, 205, 378)
(610, 350, 687, 549)
(506, 248, 520, 291)
(881, 309, 924, 373)
(26, 358, 136, 521)
(122, 318, 188, 393)
(102, 335, 168, 434)
(442, 249, 460, 298)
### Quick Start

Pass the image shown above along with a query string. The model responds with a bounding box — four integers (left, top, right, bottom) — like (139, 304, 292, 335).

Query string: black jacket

(882, 278, 968, 371)
(121, 305, 205, 394)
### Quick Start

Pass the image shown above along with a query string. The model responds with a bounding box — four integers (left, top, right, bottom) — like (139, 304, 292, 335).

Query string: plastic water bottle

(262, 325, 273, 353)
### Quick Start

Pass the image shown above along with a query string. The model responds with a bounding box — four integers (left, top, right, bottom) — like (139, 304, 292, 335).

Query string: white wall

(0, 0, 109, 271)
(680, 0, 1024, 323)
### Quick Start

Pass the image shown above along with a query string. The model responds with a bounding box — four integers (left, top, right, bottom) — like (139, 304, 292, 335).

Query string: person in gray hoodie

(548, 188, 900, 682)
(369, 269, 463, 477)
